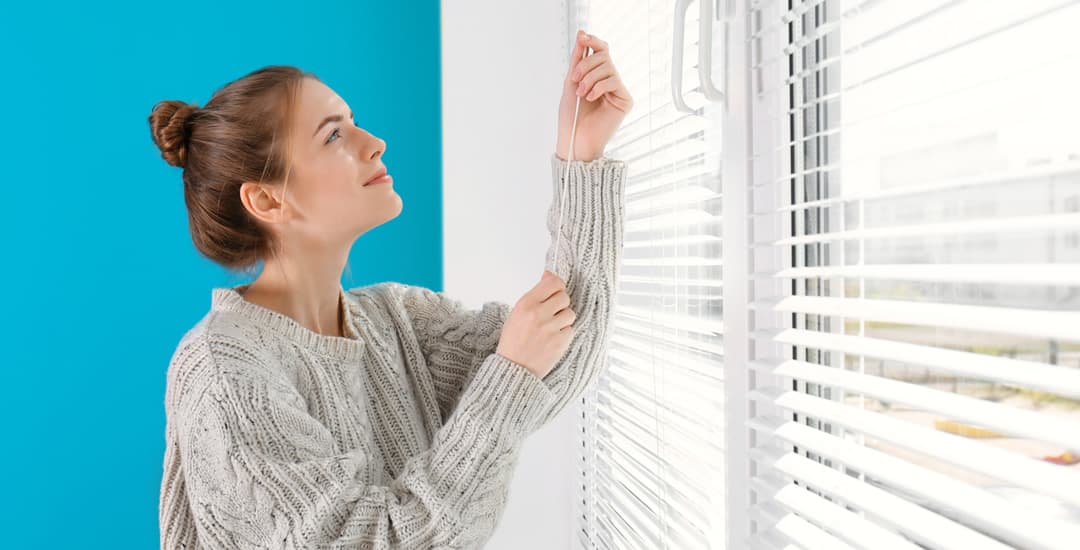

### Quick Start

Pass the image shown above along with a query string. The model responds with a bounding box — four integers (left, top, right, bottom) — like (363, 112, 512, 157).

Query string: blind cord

(554, 44, 591, 273)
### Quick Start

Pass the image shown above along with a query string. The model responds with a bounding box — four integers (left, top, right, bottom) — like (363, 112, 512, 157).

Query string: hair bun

(149, 100, 199, 168)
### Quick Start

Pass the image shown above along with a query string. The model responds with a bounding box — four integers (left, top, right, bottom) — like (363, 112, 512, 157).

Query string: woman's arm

(393, 284, 512, 423)
(391, 153, 626, 428)
(170, 332, 556, 549)
(534, 152, 626, 425)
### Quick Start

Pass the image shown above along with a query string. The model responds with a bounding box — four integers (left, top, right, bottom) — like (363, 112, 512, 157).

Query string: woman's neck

(239, 279, 345, 338)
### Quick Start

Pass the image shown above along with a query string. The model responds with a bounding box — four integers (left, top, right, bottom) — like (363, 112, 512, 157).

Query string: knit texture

(159, 153, 627, 549)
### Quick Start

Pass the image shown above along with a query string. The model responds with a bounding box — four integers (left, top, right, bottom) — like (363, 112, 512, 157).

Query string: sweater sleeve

(174, 332, 557, 549)
(389, 154, 625, 430)
(394, 284, 512, 423)
(393, 154, 626, 428)
(533, 152, 627, 426)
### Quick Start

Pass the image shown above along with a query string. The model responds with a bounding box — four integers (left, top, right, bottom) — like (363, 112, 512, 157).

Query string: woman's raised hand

(556, 29, 634, 162)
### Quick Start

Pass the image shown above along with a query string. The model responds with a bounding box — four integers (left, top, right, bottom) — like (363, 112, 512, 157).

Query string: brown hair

(148, 65, 318, 274)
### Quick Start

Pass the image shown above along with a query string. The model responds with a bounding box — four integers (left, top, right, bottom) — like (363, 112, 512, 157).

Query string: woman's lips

(364, 173, 392, 186)
(364, 167, 390, 186)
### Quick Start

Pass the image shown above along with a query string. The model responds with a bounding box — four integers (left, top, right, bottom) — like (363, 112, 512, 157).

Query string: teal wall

(0, 2, 442, 546)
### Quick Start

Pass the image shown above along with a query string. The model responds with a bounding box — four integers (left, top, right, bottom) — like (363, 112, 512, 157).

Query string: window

(567, 0, 1080, 548)
(744, 0, 1080, 548)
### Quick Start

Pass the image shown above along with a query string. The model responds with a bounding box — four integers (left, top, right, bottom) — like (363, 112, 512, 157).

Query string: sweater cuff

(549, 153, 628, 192)
(546, 152, 627, 281)
(453, 352, 558, 439)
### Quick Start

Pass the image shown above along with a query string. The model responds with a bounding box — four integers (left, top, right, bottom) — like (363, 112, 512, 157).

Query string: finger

(577, 63, 615, 98)
(570, 54, 596, 88)
(582, 32, 608, 54)
(533, 281, 562, 305)
(551, 307, 576, 330)
(540, 289, 571, 315)
(603, 86, 635, 112)
(567, 29, 589, 81)
(542, 269, 564, 284)
(547, 269, 566, 286)
(585, 74, 621, 102)
(571, 50, 607, 83)
(533, 271, 565, 302)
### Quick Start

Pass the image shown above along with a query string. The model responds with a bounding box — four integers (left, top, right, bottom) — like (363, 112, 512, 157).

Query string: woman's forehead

(300, 80, 345, 120)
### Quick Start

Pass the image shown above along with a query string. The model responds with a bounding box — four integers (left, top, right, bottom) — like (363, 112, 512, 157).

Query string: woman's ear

(239, 181, 288, 225)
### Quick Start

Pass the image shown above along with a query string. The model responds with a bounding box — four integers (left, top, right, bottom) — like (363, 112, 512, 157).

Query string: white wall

(441, 1, 579, 548)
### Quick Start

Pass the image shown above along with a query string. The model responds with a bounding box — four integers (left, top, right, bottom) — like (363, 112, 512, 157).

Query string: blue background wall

(0, 2, 442, 546)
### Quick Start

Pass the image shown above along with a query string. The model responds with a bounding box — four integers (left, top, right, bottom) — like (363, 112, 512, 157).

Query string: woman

(153, 29, 632, 549)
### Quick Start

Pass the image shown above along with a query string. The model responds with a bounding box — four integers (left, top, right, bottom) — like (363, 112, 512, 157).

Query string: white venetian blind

(566, 0, 726, 548)
(745, 1, 1080, 549)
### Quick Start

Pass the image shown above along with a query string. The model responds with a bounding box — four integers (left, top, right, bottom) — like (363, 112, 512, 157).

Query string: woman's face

(249, 77, 402, 248)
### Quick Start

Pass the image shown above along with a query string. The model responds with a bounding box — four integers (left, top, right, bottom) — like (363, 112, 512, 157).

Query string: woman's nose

(369, 136, 386, 159)
(350, 126, 381, 156)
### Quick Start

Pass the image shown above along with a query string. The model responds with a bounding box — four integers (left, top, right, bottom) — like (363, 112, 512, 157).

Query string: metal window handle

(673, 0, 726, 113)
(672, 0, 695, 113)
(699, 0, 726, 104)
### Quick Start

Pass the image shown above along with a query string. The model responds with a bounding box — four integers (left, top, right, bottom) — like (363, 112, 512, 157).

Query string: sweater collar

(211, 283, 365, 361)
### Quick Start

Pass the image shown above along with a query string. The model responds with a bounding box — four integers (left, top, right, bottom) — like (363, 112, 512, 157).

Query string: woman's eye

(326, 120, 359, 144)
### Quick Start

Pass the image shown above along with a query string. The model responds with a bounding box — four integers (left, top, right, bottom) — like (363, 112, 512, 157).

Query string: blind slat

(749, 415, 1080, 549)
(774, 360, 1080, 456)
(770, 263, 1080, 286)
(765, 387, 1080, 509)
(760, 295, 1080, 342)
(753, 447, 1014, 550)
(763, 328, 1080, 399)
(772, 482, 923, 550)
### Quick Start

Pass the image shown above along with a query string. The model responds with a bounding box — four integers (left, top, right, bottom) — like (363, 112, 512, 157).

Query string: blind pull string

(553, 42, 591, 273)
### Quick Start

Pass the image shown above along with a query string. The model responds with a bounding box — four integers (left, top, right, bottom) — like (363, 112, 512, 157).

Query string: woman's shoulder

(347, 280, 449, 306)
(166, 311, 288, 401)
(345, 281, 421, 318)
(346, 281, 402, 301)
(345, 281, 458, 327)
(173, 308, 279, 360)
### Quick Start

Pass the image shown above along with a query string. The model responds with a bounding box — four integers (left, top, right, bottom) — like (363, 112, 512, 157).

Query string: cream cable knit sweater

(159, 153, 627, 549)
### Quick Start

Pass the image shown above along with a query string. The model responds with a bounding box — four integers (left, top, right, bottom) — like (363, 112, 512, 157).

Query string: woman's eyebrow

(313, 110, 354, 138)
